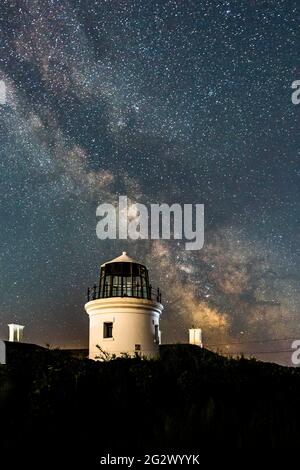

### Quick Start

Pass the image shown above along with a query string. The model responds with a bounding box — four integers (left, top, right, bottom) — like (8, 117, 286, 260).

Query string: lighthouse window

(154, 325, 159, 343)
(103, 322, 113, 338)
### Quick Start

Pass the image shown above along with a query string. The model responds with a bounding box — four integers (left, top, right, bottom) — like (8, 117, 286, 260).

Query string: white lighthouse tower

(85, 252, 163, 359)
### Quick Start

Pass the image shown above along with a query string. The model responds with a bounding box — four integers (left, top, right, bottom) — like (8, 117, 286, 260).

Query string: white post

(8, 324, 25, 342)
(189, 328, 203, 347)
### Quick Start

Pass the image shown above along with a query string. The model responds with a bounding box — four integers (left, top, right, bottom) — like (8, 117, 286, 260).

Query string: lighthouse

(85, 252, 163, 359)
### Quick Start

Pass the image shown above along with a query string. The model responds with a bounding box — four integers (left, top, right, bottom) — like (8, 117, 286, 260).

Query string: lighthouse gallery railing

(86, 284, 162, 303)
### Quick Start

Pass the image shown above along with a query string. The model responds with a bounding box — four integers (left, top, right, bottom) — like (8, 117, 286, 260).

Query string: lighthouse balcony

(86, 284, 162, 303)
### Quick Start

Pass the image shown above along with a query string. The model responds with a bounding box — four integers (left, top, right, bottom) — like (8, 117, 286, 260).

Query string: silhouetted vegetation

(0, 344, 299, 463)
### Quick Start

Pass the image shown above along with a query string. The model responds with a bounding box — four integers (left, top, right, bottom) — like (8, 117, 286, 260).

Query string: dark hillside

(0, 344, 299, 464)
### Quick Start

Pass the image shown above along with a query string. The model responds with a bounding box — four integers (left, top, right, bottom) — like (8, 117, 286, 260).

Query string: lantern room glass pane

(100, 262, 150, 299)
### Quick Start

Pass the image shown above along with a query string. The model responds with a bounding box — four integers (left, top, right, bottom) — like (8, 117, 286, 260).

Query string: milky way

(0, 0, 299, 364)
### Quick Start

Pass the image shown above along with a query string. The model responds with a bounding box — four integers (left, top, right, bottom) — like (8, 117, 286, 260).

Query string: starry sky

(0, 0, 299, 365)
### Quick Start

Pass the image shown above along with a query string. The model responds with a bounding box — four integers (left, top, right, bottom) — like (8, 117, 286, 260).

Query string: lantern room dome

(87, 252, 161, 303)
(101, 251, 138, 266)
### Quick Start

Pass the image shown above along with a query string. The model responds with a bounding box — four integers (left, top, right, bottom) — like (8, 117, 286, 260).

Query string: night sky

(0, 0, 299, 365)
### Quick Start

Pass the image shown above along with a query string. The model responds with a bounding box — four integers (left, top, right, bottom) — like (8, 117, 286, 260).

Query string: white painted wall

(0, 341, 6, 364)
(85, 297, 163, 359)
